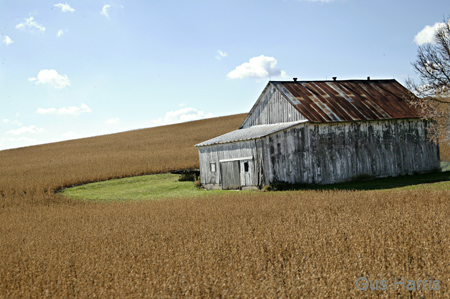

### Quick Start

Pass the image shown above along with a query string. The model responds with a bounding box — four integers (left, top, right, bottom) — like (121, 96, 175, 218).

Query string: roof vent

(367, 76, 370, 81)
(293, 78, 297, 82)
(332, 77, 337, 81)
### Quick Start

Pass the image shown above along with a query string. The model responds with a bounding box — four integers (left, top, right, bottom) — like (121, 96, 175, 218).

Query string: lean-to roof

(195, 120, 308, 147)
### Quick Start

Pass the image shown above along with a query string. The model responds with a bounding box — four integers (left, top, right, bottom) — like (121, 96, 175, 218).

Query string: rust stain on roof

(272, 79, 421, 123)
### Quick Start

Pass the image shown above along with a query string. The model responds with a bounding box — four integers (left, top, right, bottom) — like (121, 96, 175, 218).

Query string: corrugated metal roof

(272, 79, 421, 123)
(195, 120, 308, 147)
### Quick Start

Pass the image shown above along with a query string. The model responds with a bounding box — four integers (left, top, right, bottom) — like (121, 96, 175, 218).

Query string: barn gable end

(240, 83, 307, 129)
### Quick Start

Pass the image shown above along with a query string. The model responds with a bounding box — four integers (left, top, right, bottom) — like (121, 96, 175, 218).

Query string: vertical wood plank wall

(220, 161, 241, 190)
(198, 141, 258, 188)
(262, 119, 441, 185)
(241, 85, 306, 129)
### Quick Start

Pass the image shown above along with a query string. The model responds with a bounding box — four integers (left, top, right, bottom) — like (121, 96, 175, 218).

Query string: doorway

(220, 161, 240, 190)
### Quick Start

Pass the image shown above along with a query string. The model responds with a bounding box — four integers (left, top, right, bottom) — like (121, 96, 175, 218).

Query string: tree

(406, 16, 450, 144)
(408, 17, 450, 101)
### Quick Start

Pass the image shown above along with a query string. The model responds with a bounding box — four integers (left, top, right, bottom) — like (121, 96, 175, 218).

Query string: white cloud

(29, 69, 70, 89)
(106, 117, 120, 124)
(101, 4, 123, 19)
(101, 5, 111, 18)
(57, 30, 65, 37)
(414, 22, 448, 45)
(227, 55, 288, 79)
(7, 125, 44, 135)
(216, 50, 227, 60)
(153, 107, 213, 125)
(16, 17, 45, 32)
(2, 36, 13, 45)
(36, 103, 92, 116)
(179, 103, 186, 107)
(54, 3, 75, 12)
(2, 118, 21, 126)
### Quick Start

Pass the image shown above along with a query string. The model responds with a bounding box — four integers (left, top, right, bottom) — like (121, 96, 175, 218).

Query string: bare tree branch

(406, 17, 450, 145)
(409, 17, 450, 102)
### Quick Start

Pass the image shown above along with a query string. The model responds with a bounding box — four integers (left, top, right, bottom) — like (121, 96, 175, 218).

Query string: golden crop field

(1, 113, 450, 298)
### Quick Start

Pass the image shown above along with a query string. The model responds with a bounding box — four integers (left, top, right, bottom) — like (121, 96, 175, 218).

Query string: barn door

(220, 161, 240, 190)
(240, 160, 252, 187)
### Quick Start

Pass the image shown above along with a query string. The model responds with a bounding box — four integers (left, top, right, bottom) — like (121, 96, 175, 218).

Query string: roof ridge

(270, 79, 397, 83)
(248, 120, 307, 128)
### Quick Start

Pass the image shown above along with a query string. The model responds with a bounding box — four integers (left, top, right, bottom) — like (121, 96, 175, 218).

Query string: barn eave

(195, 120, 308, 147)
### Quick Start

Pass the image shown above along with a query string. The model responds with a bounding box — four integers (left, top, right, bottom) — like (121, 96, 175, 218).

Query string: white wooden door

(239, 160, 252, 187)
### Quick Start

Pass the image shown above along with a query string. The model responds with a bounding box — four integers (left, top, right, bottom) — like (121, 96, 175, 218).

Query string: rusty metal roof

(195, 120, 308, 147)
(272, 79, 421, 123)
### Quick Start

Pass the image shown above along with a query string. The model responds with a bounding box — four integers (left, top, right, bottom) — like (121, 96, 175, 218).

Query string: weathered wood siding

(262, 119, 440, 185)
(260, 123, 310, 185)
(198, 140, 259, 188)
(240, 84, 306, 128)
(220, 161, 240, 190)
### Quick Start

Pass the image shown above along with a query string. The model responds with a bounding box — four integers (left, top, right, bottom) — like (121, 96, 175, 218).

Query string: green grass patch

(63, 168, 450, 202)
(62, 173, 230, 202)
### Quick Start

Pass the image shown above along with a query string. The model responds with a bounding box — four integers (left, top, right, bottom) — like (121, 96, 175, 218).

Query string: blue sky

(0, 0, 448, 150)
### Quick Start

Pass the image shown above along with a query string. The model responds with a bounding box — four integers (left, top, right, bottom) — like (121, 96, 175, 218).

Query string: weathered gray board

(240, 84, 306, 129)
(198, 119, 440, 189)
(239, 159, 253, 186)
(259, 119, 440, 185)
(220, 161, 240, 190)
(198, 141, 259, 189)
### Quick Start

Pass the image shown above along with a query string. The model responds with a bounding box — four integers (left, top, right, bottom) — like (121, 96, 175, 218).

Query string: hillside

(0, 113, 246, 206)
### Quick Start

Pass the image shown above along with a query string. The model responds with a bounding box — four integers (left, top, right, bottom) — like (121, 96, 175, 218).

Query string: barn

(195, 79, 441, 190)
